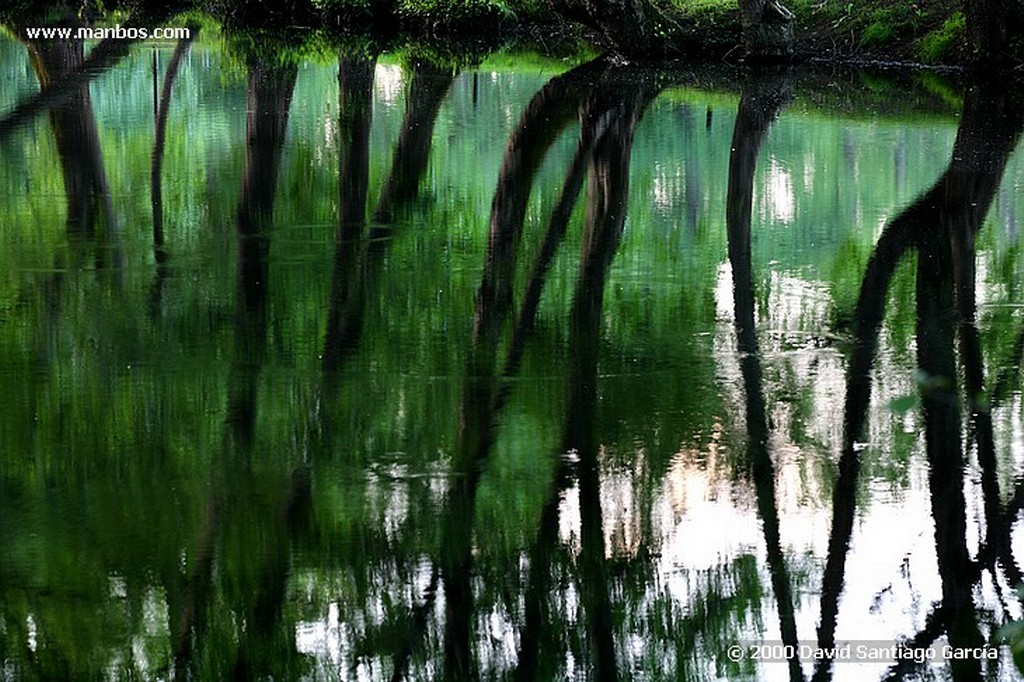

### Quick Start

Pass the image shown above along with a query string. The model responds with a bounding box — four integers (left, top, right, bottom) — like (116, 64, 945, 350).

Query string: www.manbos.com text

(23, 25, 192, 40)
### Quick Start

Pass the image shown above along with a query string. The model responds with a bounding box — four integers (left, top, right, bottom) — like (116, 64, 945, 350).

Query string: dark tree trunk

(1, 4, 187, 141)
(738, 0, 794, 59)
(371, 62, 455, 224)
(323, 59, 453, 380)
(151, 30, 198, 252)
(438, 63, 599, 682)
(963, 0, 1024, 61)
(226, 61, 298, 449)
(569, 75, 655, 682)
(474, 61, 604, 342)
(150, 30, 198, 319)
(916, 228, 985, 682)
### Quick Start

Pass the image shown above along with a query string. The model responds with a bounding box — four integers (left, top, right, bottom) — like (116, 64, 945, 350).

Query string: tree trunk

(963, 0, 1024, 61)
(738, 0, 794, 59)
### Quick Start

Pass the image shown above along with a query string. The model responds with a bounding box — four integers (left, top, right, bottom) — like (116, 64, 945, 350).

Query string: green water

(2, 33, 1024, 681)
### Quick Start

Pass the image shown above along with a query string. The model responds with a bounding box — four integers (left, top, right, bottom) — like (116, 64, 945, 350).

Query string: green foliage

(1001, 608, 1024, 676)
(0, 0, 1013, 66)
(314, 0, 539, 23)
(860, 5, 924, 48)
(398, 0, 505, 21)
(913, 70, 962, 109)
(772, 0, 978, 64)
(916, 10, 965, 63)
(221, 24, 337, 66)
(860, 15, 894, 47)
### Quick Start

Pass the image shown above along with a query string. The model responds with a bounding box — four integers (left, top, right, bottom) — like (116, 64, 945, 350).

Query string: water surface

(2, 33, 1024, 681)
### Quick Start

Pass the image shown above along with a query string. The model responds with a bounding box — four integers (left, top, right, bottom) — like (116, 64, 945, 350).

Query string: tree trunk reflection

(725, 71, 803, 682)
(439, 61, 599, 682)
(323, 60, 454, 378)
(515, 64, 661, 681)
(149, 29, 198, 318)
(322, 54, 378, 377)
(816, 78, 1024, 682)
(917, 223, 983, 682)
(0, 5, 182, 141)
(172, 59, 302, 680)
(570, 73, 656, 682)
(23, 34, 119, 263)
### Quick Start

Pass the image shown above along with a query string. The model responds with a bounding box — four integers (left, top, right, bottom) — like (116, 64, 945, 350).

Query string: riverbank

(235, 0, 1009, 69)
(0, 0, 1016, 70)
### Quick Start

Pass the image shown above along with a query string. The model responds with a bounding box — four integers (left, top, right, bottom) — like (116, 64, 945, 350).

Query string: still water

(1, 30, 1024, 681)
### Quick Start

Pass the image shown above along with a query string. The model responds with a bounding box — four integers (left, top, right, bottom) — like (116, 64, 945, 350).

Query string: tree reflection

(320, 55, 462, 680)
(917, 212, 984, 682)
(149, 29, 198, 317)
(376, 58, 665, 680)
(569, 71, 660, 682)
(815, 79, 1024, 682)
(0, 10, 130, 388)
(324, 58, 456, 379)
(227, 61, 298, 446)
(0, 4, 184, 140)
(437, 59, 605, 681)
(27, 38, 115, 238)
(228, 62, 303, 680)
(170, 58, 305, 680)
(725, 69, 803, 682)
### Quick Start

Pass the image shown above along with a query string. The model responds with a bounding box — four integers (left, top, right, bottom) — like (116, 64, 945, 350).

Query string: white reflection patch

(374, 64, 404, 107)
(27, 614, 36, 653)
(295, 601, 345, 668)
(762, 157, 795, 225)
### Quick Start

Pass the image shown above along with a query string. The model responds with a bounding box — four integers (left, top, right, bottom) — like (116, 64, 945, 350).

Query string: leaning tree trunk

(739, 0, 794, 59)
